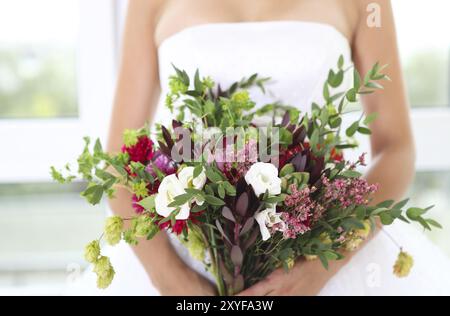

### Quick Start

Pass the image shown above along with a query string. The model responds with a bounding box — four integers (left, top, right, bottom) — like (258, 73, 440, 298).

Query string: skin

(107, 0, 414, 296)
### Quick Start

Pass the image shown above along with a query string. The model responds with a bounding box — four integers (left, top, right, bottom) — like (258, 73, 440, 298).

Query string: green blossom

(231, 90, 250, 104)
(93, 256, 115, 289)
(135, 215, 157, 238)
(123, 129, 139, 147)
(104, 216, 123, 246)
(393, 251, 414, 278)
(132, 180, 148, 199)
(169, 75, 188, 95)
(181, 229, 206, 262)
(84, 240, 101, 263)
(202, 76, 214, 89)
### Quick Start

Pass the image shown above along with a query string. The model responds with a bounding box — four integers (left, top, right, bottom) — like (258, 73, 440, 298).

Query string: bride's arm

(106, 0, 214, 295)
(238, 0, 413, 296)
(353, 0, 415, 204)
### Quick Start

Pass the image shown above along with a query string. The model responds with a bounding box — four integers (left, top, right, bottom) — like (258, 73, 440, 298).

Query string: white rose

(245, 162, 281, 196)
(155, 174, 190, 220)
(178, 166, 207, 190)
(255, 205, 283, 241)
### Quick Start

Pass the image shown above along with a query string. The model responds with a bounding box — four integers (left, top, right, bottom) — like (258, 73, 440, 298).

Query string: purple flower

(145, 151, 176, 176)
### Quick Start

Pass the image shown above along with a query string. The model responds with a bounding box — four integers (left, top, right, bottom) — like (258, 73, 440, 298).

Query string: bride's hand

(155, 263, 217, 296)
(237, 258, 346, 296)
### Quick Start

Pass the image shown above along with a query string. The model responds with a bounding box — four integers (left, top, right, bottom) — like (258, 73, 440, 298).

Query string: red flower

(159, 220, 188, 235)
(157, 209, 204, 235)
(132, 194, 145, 214)
(122, 136, 154, 164)
(330, 147, 344, 162)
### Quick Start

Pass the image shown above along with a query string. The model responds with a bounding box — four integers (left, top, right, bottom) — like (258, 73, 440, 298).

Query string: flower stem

(208, 225, 227, 296)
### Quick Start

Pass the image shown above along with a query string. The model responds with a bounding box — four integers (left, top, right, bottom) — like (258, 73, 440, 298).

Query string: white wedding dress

(69, 21, 450, 296)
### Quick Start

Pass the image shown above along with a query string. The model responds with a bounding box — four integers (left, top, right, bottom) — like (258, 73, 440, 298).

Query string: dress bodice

(154, 21, 352, 124)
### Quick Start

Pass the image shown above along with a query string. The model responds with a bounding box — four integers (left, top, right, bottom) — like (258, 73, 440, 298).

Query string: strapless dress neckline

(158, 20, 351, 51)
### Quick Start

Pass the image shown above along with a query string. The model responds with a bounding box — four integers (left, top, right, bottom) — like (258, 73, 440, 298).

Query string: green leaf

(280, 164, 295, 177)
(138, 195, 156, 210)
(222, 181, 236, 196)
(355, 206, 366, 220)
(329, 117, 342, 128)
(205, 168, 223, 183)
(345, 121, 359, 137)
(406, 207, 426, 220)
(205, 195, 225, 206)
(346, 88, 357, 102)
(94, 138, 103, 155)
(168, 193, 193, 207)
(194, 69, 202, 93)
(193, 164, 203, 179)
(218, 184, 226, 199)
(379, 212, 394, 225)
(264, 195, 286, 204)
(342, 217, 365, 230)
(338, 55, 344, 69)
(393, 198, 409, 210)
(328, 70, 344, 88)
(310, 129, 319, 147)
(323, 82, 330, 101)
(341, 170, 362, 178)
(417, 217, 432, 231)
(81, 184, 104, 205)
(324, 251, 339, 261)
(357, 127, 372, 135)
(426, 219, 442, 229)
(377, 200, 395, 208)
(318, 253, 329, 270)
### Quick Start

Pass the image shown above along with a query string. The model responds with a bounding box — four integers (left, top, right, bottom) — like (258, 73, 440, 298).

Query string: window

(0, 0, 117, 295)
(393, 0, 450, 108)
(0, 0, 79, 119)
(0, 0, 116, 182)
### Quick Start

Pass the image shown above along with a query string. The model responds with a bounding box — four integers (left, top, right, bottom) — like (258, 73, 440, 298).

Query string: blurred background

(0, 0, 449, 295)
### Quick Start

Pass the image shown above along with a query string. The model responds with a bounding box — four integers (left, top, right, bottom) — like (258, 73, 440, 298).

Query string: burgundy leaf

(222, 206, 236, 222)
(172, 120, 182, 129)
(161, 125, 174, 148)
(281, 112, 290, 126)
(215, 219, 231, 244)
(293, 126, 307, 144)
(235, 192, 249, 217)
(240, 217, 254, 236)
(157, 141, 171, 157)
(231, 245, 243, 267)
(242, 229, 259, 252)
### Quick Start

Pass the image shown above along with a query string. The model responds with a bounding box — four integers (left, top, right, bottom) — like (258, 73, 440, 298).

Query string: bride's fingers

(236, 279, 274, 296)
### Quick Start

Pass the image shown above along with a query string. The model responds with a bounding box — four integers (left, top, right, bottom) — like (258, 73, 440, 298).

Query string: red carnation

(122, 136, 154, 164)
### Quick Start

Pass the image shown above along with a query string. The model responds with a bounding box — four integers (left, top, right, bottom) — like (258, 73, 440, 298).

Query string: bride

(72, 0, 450, 295)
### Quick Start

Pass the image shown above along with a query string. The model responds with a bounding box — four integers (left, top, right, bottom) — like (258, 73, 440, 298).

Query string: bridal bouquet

(51, 57, 440, 295)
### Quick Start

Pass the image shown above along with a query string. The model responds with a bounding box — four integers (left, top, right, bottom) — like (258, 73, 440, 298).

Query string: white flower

(155, 174, 190, 220)
(178, 166, 207, 190)
(178, 166, 207, 206)
(245, 162, 282, 196)
(255, 205, 283, 241)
